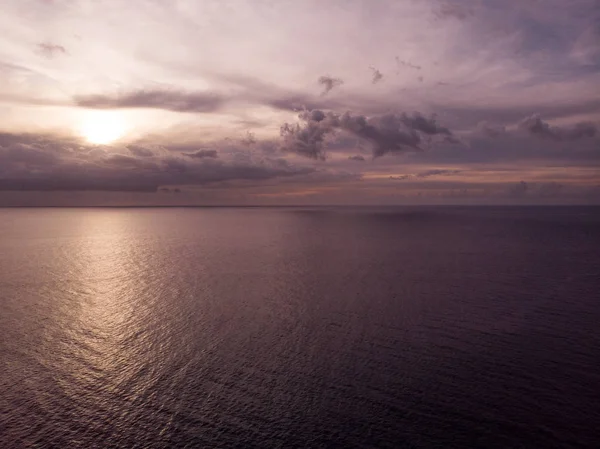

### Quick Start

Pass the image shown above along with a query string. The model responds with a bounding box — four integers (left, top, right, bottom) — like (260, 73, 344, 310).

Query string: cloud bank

(0, 132, 317, 192)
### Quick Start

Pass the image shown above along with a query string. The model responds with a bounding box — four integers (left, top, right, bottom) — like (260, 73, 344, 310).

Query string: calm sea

(1, 207, 599, 448)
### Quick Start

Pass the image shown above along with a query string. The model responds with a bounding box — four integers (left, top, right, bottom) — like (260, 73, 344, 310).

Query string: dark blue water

(1, 207, 599, 448)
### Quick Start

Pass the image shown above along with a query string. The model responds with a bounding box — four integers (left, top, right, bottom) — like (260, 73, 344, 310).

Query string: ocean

(1, 207, 599, 448)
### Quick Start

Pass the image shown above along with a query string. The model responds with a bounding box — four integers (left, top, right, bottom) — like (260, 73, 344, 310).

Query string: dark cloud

(434, 2, 474, 21)
(0, 132, 78, 151)
(127, 145, 155, 157)
(279, 110, 335, 160)
(414, 128, 600, 165)
(416, 169, 461, 178)
(163, 157, 188, 172)
(518, 114, 597, 141)
(348, 155, 366, 162)
(74, 83, 350, 115)
(75, 90, 226, 113)
(105, 154, 160, 170)
(165, 143, 204, 153)
(401, 112, 452, 136)
(71, 74, 390, 117)
(0, 144, 60, 167)
(339, 113, 422, 158)
(317, 75, 343, 95)
(0, 132, 315, 191)
(37, 43, 67, 58)
(0, 178, 158, 192)
(369, 67, 384, 84)
(388, 169, 460, 181)
(519, 115, 552, 137)
(437, 99, 600, 130)
(395, 57, 421, 70)
(184, 149, 219, 159)
(280, 109, 454, 159)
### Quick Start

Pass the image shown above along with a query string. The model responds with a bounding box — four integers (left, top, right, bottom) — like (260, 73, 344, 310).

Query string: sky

(0, 0, 599, 206)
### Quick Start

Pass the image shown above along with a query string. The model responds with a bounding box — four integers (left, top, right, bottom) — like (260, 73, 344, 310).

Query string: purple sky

(1, 0, 599, 205)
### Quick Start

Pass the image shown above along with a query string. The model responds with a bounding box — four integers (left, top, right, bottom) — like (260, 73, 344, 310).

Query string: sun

(80, 111, 126, 145)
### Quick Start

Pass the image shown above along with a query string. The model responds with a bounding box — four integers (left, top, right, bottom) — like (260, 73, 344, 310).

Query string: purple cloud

(75, 90, 227, 113)
(0, 132, 316, 192)
(127, 145, 155, 157)
(280, 109, 453, 159)
(348, 155, 366, 162)
(434, 2, 474, 21)
(395, 57, 421, 71)
(369, 67, 384, 84)
(518, 115, 597, 141)
(184, 149, 219, 159)
(317, 75, 344, 95)
(416, 169, 461, 178)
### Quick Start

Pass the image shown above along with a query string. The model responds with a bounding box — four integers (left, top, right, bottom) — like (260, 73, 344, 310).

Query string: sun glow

(80, 111, 126, 145)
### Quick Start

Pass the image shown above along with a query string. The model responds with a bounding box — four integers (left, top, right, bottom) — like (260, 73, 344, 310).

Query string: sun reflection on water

(54, 211, 159, 410)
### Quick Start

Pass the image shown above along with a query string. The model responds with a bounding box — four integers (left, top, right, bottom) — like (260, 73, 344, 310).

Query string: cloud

(395, 57, 421, 70)
(184, 149, 218, 159)
(0, 132, 316, 191)
(388, 169, 460, 180)
(75, 90, 227, 113)
(401, 112, 451, 136)
(415, 169, 461, 178)
(127, 145, 155, 157)
(105, 154, 162, 171)
(340, 113, 423, 158)
(280, 109, 454, 159)
(37, 43, 66, 58)
(518, 114, 597, 141)
(71, 78, 356, 115)
(434, 2, 474, 21)
(369, 67, 383, 84)
(317, 75, 343, 95)
(0, 144, 60, 167)
(279, 110, 336, 160)
(0, 178, 158, 192)
(348, 155, 366, 162)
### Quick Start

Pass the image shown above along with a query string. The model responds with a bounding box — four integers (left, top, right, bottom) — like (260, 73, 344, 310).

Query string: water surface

(1, 207, 599, 448)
